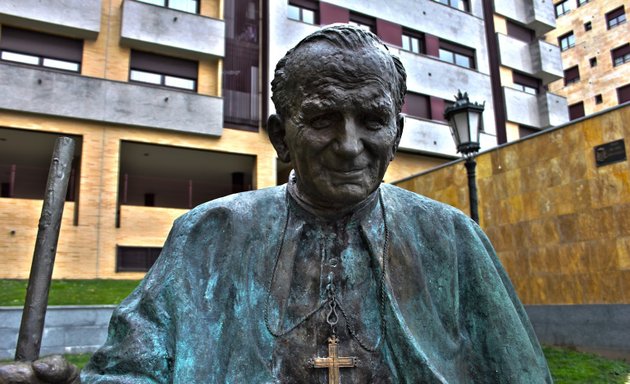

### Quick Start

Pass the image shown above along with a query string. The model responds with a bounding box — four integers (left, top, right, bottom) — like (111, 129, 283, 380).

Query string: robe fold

(81, 183, 552, 383)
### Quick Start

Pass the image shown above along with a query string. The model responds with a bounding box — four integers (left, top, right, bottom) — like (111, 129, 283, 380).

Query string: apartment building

(545, 0, 629, 120)
(0, 0, 568, 279)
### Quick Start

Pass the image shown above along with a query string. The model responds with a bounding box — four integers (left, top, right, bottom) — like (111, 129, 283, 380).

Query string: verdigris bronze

(1, 25, 552, 383)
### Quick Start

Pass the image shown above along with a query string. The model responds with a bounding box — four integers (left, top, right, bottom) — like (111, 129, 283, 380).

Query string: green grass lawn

(2, 280, 629, 382)
(543, 346, 630, 383)
(0, 279, 140, 306)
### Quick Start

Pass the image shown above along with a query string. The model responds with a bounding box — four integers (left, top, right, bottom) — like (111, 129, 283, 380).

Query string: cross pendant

(310, 336, 357, 384)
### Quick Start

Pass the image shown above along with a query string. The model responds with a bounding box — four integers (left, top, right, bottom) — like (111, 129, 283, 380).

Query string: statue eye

(310, 117, 332, 129)
(308, 113, 338, 129)
(364, 116, 386, 131)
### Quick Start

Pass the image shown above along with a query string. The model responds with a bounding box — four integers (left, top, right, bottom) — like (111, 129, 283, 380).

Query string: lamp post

(444, 91, 485, 224)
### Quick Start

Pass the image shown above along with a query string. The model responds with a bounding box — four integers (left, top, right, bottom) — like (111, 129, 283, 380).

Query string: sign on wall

(594, 139, 626, 167)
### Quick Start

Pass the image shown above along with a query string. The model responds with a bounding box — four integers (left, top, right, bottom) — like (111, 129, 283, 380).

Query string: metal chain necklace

(263, 189, 390, 353)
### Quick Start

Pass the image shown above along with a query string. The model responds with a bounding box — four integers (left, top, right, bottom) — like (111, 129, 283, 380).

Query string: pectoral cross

(310, 336, 357, 384)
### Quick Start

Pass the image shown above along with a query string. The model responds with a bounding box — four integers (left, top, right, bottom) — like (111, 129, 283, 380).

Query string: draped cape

(81, 184, 552, 383)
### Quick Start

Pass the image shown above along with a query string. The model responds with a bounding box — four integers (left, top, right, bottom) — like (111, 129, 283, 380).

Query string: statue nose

(335, 117, 364, 157)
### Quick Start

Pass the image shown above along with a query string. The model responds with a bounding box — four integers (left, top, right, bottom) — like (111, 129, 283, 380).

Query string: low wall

(0, 306, 114, 360)
(525, 304, 630, 360)
(2, 305, 628, 361)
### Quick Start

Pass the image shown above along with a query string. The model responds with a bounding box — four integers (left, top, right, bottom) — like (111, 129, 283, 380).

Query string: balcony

(494, 0, 555, 37)
(399, 117, 457, 157)
(530, 40, 563, 84)
(504, 87, 568, 129)
(0, 63, 223, 136)
(0, 0, 101, 39)
(539, 92, 569, 128)
(120, 0, 225, 61)
(398, 50, 496, 139)
(498, 34, 563, 85)
(529, 0, 556, 36)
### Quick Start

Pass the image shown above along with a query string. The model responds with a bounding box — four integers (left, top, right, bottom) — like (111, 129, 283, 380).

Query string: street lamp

(444, 90, 485, 224)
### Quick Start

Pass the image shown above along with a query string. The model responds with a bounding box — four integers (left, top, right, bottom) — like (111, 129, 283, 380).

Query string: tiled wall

(396, 104, 630, 304)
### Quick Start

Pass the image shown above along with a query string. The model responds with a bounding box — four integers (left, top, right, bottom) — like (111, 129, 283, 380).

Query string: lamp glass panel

(467, 110, 481, 142)
(454, 112, 471, 144)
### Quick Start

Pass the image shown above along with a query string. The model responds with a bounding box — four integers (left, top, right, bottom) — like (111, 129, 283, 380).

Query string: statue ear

(391, 114, 404, 160)
(268, 114, 291, 162)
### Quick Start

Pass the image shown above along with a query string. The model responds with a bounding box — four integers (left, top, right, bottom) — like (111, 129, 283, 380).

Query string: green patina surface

(76, 184, 552, 383)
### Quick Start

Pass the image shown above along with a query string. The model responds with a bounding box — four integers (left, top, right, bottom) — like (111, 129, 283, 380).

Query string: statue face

(274, 43, 403, 208)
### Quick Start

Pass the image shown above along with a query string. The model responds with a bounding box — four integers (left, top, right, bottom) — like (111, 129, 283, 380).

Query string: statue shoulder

(172, 185, 287, 230)
(380, 183, 469, 222)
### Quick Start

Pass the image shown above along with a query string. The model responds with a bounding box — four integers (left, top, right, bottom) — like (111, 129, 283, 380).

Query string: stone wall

(396, 104, 630, 305)
(0, 306, 114, 360)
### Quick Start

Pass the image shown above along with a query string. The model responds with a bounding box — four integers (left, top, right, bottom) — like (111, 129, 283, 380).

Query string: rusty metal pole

(15, 137, 75, 362)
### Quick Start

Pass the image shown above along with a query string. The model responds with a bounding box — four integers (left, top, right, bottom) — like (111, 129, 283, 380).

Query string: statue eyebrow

(361, 100, 393, 114)
(299, 94, 393, 116)
(300, 99, 337, 114)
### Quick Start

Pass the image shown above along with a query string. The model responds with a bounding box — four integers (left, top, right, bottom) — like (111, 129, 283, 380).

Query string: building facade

(0, 0, 567, 279)
(545, 0, 629, 120)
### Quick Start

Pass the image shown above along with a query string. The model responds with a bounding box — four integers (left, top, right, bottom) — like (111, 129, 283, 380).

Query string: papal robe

(81, 183, 552, 383)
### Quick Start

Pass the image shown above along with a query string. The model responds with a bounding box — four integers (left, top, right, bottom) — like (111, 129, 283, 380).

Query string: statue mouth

(328, 167, 365, 176)
(327, 168, 368, 184)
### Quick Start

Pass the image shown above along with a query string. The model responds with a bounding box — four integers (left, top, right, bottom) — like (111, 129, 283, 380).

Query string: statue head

(268, 24, 407, 210)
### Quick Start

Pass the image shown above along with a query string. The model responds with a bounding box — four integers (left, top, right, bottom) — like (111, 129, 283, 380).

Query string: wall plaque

(594, 139, 626, 167)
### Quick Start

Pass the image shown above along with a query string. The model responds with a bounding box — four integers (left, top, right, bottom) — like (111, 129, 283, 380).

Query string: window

(402, 92, 431, 119)
(507, 21, 534, 43)
(555, 0, 571, 17)
(349, 12, 376, 33)
(287, 0, 318, 24)
(401, 29, 424, 54)
(558, 32, 575, 51)
(513, 72, 540, 94)
(589, 57, 597, 67)
(438, 41, 475, 69)
(223, 0, 260, 130)
(584, 21, 592, 31)
(578, 0, 590, 6)
(564, 65, 580, 85)
(595, 94, 603, 104)
(129, 50, 198, 91)
(0, 26, 82, 72)
(618, 83, 630, 104)
(612, 44, 630, 67)
(137, 0, 198, 13)
(433, 0, 470, 12)
(568, 102, 585, 120)
(117, 246, 162, 272)
(606, 7, 626, 29)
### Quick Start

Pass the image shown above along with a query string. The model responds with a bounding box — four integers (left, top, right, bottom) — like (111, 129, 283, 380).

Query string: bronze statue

(0, 25, 551, 383)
